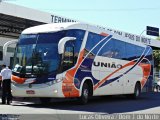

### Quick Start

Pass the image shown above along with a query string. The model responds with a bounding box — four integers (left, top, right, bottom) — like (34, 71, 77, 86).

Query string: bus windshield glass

(12, 29, 85, 76)
(13, 31, 65, 75)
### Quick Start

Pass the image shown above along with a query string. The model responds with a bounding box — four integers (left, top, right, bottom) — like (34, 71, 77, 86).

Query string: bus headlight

(53, 79, 63, 84)
(46, 79, 61, 85)
(46, 81, 54, 86)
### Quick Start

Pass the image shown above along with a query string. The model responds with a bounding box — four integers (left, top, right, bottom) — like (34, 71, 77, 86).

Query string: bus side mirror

(58, 37, 76, 54)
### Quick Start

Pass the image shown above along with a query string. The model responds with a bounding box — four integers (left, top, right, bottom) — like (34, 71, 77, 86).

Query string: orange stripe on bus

(100, 32, 109, 36)
(139, 63, 151, 88)
(11, 75, 26, 84)
(62, 49, 85, 97)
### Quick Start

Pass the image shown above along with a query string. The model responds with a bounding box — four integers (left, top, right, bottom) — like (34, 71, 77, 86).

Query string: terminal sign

(147, 26, 159, 37)
(51, 15, 76, 23)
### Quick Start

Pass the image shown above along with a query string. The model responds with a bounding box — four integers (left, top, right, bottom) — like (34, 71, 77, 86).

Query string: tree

(153, 37, 160, 70)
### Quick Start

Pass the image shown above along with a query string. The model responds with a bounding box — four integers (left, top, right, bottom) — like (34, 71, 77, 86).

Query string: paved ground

(0, 92, 159, 120)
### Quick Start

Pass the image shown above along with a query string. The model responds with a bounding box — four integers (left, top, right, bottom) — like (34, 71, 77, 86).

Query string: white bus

(11, 23, 153, 104)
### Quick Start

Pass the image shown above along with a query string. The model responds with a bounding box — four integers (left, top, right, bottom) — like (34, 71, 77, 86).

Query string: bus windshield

(13, 31, 66, 75)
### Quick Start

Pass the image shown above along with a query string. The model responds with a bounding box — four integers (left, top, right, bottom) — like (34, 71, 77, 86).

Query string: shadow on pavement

(12, 92, 160, 114)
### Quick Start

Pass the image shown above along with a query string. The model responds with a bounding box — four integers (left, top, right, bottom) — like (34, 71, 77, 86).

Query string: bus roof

(22, 22, 160, 48)
(22, 22, 87, 34)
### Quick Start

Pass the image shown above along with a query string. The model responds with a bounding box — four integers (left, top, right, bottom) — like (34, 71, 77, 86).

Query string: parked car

(154, 75, 160, 92)
(155, 80, 160, 92)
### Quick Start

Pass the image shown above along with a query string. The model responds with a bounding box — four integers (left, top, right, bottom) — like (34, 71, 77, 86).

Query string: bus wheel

(79, 83, 89, 105)
(126, 83, 141, 99)
(132, 83, 141, 99)
(39, 97, 51, 104)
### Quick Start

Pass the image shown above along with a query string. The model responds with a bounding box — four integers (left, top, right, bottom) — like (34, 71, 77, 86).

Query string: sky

(4, 0, 160, 38)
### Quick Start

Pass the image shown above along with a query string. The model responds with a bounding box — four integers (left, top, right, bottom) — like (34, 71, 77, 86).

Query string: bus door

(62, 41, 75, 72)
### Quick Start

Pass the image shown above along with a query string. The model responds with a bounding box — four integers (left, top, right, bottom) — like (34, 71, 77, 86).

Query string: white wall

(0, 37, 17, 66)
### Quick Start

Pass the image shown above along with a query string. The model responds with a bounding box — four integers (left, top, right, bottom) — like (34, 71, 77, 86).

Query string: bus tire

(39, 97, 51, 104)
(126, 82, 141, 99)
(132, 83, 141, 99)
(78, 82, 89, 105)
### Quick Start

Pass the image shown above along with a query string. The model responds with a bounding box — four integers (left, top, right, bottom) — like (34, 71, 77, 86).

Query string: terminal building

(0, 2, 76, 66)
(0, 2, 160, 68)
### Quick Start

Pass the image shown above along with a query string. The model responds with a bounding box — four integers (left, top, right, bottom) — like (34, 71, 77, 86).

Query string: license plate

(26, 90, 35, 94)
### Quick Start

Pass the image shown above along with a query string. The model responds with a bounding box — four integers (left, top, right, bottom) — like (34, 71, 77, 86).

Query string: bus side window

(135, 46, 144, 59)
(125, 43, 136, 60)
(62, 41, 75, 71)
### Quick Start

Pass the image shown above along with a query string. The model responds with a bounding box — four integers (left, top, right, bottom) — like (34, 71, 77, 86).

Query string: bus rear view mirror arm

(58, 37, 76, 54)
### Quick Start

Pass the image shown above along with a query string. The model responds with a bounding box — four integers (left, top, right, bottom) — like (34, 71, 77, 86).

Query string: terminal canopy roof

(0, 13, 45, 38)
